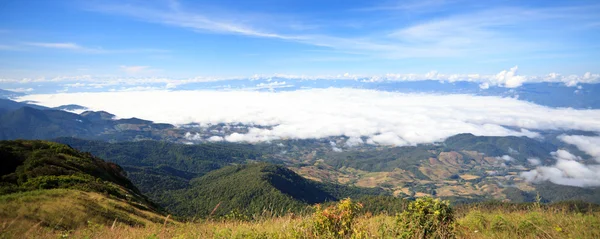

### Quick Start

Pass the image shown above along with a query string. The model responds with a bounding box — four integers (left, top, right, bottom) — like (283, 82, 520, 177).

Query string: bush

(311, 198, 363, 238)
(396, 197, 455, 239)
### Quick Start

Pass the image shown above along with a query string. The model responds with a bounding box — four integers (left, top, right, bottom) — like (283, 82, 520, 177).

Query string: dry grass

(2, 191, 598, 239)
(2, 207, 599, 239)
(0, 189, 170, 238)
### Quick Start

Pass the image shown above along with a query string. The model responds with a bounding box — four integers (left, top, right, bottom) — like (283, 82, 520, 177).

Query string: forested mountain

(52, 137, 264, 200)
(161, 163, 386, 218)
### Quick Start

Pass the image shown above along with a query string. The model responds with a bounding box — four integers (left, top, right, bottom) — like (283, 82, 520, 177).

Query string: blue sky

(0, 0, 599, 81)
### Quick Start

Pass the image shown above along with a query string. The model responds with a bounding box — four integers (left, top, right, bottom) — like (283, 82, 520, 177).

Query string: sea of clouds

(17, 88, 600, 147)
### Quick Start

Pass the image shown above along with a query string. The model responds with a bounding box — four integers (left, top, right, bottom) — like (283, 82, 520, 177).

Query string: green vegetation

(161, 163, 386, 219)
(396, 197, 455, 239)
(443, 133, 557, 161)
(0, 140, 147, 204)
(53, 138, 264, 203)
(310, 198, 363, 238)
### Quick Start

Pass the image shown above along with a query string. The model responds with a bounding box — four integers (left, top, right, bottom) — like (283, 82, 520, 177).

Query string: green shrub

(223, 209, 250, 222)
(311, 198, 363, 238)
(490, 215, 510, 231)
(396, 197, 455, 239)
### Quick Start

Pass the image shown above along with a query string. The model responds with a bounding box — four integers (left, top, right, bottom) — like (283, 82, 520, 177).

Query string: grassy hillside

(0, 189, 170, 234)
(0, 140, 168, 232)
(0, 140, 146, 202)
(3, 199, 599, 239)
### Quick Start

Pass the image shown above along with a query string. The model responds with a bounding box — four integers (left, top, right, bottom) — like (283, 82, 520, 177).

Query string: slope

(0, 140, 167, 230)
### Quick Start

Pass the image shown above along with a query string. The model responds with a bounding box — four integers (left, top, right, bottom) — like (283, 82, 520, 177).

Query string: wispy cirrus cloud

(24, 42, 109, 53)
(25, 42, 84, 50)
(85, 0, 600, 60)
(87, 1, 295, 40)
(5, 87, 33, 93)
(0, 42, 170, 54)
(355, 0, 462, 13)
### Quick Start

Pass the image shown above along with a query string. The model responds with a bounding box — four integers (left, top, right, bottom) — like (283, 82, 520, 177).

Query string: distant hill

(0, 140, 166, 229)
(0, 107, 94, 139)
(53, 104, 88, 111)
(0, 99, 176, 141)
(0, 98, 48, 111)
(443, 133, 557, 162)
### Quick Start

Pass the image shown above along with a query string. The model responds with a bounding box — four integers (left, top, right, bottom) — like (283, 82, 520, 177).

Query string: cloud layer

(17, 89, 600, 146)
(521, 150, 600, 187)
(2, 66, 598, 91)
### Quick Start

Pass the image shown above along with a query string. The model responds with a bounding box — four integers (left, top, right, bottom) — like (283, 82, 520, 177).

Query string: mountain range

(1, 96, 600, 223)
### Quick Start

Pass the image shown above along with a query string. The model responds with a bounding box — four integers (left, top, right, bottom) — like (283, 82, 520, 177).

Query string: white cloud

(24, 42, 109, 54)
(496, 155, 515, 161)
(521, 150, 600, 187)
(508, 147, 519, 155)
(558, 135, 600, 162)
(25, 42, 83, 50)
(120, 65, 154, 75)
(6, 88, 33, 93)
(492, 66, 527, 88)
(16, 89, 600, 146)
(330, 141, 343, 152)
(184, 132, 202, 141)
(207, 136, 224, 142)
(345, 137, 364, 147)
(527, 158, 541, 166)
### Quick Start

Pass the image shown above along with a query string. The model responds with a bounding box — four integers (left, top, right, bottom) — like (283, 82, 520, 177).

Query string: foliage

(310, 198, 363, 238)
(355, 195, 408, 215)
(53, 137, 264, 203)
(396, 197, 455, 239)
